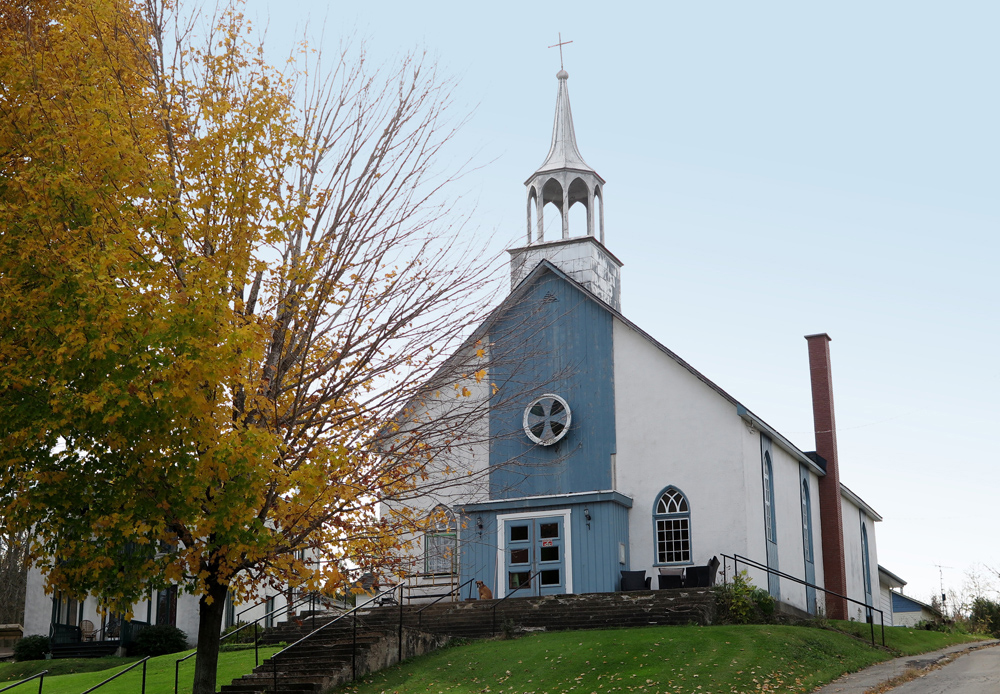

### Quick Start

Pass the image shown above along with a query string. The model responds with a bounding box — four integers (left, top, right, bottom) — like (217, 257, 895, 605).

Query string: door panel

(502, 516, 566, 597)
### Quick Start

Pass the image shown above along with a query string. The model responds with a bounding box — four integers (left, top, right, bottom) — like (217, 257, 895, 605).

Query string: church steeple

(510, 68, 622, 312)
(524, 70, 606, 245)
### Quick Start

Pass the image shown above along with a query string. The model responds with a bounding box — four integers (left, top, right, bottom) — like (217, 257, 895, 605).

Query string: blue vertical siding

(488, 270, 616, 498)
(459, 493, 631, 596)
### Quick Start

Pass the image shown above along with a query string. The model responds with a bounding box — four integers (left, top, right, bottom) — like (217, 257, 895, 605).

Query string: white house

(395, 68, 885, 621)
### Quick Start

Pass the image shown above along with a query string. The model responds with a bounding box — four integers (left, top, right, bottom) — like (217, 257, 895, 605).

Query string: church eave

(524, 167, 606, 187)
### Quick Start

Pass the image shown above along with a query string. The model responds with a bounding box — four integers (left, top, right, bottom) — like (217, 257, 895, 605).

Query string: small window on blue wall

(653, 486, 691, 564)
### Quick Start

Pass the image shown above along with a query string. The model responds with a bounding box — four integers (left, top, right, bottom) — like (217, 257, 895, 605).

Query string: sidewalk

(814, 639, 1000, 694)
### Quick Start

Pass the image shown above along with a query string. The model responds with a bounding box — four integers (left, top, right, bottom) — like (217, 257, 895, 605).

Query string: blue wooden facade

(488, 268, 617, 498)
(458, 491, 632, 597)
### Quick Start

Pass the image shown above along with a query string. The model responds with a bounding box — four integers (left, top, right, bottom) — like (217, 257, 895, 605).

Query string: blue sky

(243, 0, 999, 607)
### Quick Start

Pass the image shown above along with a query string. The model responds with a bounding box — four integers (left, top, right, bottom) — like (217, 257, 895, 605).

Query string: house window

(424, 505, 457, 575)
(156, 586, 178, 626)
(653, 487, 691, 565)
(264, 596, 275, 629)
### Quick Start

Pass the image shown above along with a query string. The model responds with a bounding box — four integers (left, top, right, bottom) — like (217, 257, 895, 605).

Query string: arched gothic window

(763, 453, 777, 543)
(653, 487, 691, 564)
(424, 505, 457, 575)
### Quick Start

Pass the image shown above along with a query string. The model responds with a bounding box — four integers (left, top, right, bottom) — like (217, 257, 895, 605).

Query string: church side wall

(612, 320, 749, 580)
(769, 443, 812, 610)
(841, 496, 880, 621)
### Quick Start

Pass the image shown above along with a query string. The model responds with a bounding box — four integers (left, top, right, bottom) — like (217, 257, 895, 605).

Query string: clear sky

(241, 0, 999, 608)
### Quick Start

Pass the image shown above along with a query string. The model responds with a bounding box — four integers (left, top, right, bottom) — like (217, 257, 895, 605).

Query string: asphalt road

(889, 646, 1000, 694)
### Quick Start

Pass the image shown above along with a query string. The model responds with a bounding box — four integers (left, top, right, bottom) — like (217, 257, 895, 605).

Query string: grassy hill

(339, 623, 983, 694)
(0, 646, 281, 694)
(0, 622, 982, 694)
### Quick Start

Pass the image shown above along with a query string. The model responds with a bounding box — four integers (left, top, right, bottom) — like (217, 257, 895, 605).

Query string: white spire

(533, 70, 598, 176)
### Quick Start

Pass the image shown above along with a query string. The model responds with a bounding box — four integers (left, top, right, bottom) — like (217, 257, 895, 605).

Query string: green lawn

(827, 619, 983, 656)
(339, 624, 987, 694)
(0, 647, 280, 694)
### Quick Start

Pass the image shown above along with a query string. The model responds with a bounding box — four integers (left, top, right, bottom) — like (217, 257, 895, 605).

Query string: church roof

(530, 70, 600, 178)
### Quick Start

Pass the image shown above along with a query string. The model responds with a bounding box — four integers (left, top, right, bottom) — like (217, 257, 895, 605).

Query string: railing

(173, 590, 323, 694)
(415, 578, 476, 629)
(491, 571, 541, 635)
(0, 670, 47, 694)
(722, 553, 885, 647)
(79, 657, 149, 694)
(270, 582, 404, 691)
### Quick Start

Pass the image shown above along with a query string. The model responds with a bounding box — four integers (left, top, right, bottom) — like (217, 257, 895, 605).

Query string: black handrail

(491, 571, 541, 635)
(415, 578, 476, 628)
(174, 650, 196, 694)
(0, 669, 47, 694)
(79, 656, 149, 694)
(271, 581, 405, 691)
(723, 553, 885, 647)
(173, 590, 322, 694)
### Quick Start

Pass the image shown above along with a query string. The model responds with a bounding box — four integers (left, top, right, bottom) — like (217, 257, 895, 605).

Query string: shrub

(970, 597, 1000, 638)
(713, 571, 776, 624)
(130, 624, 188, 656)
(13, 635, 50, 661)
(221, 621, 255, 645)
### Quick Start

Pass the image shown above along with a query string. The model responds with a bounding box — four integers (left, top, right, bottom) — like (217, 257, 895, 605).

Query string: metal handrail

(415, 578, 476, 628)
(491, 571, 541, 635)
(79, 656, 149, 694)
(270, 581, 405, 691)
(723, 553, 885, 647)
(173, 589, 323, 694)
(0, 669, 48, 694)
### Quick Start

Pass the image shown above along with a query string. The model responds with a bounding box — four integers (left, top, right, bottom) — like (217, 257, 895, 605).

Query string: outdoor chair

(80, 620, 96, 642)
(620, 570, 651, 591)
(685, 556, 721, 587)
(657, 567, 685, 589)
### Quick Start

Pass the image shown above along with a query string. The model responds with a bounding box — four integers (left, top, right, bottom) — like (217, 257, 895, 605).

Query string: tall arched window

(861, 523, 872, 596)
(653, 487, 691, 565)
(424, 505, 457, 575)
(763, 453, 777, 543)
(801, 479, 814, 562)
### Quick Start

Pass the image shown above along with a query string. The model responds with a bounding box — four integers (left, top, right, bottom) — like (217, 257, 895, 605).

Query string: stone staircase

(222, 588, 716, 693)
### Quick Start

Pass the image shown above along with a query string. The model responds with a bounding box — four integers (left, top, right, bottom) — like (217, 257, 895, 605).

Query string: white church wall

(383, 356, 492, 587)
(612, 319, 749, 579)
(841, 495, 880, 621)
(769, 443, 811, 611)
(739, 426, 771, 594)
(808, 469, 827, 615)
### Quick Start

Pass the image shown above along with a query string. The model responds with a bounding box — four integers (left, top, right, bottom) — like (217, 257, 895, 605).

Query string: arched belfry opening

(510, 68, 622, 311)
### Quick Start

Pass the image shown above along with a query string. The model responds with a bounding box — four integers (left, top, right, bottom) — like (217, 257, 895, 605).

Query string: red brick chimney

(805, 333, 848, 620)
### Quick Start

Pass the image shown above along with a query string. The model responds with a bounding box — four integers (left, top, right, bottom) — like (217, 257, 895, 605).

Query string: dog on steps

(476, 580, 493, 600)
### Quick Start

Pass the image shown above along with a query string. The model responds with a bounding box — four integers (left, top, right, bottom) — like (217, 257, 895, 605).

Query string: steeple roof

(532, 70, 598, 177)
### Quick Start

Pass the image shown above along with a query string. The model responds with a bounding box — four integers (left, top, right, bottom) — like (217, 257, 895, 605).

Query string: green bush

(13, 635, 50, 661)
(130, 624, 188, 656)
(970, 597, 1000, 638)
(221, 621, 255, 645)
(713, 571, 776, 624)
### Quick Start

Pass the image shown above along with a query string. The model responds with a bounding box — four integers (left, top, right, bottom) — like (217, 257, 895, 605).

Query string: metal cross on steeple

(548, 32, 573, 70)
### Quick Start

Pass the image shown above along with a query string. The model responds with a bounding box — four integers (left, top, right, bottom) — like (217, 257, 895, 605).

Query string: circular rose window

(523, 394, 572, 445)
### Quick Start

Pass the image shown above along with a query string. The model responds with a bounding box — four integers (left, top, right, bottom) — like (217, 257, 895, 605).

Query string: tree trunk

(191, 580, 228, 694)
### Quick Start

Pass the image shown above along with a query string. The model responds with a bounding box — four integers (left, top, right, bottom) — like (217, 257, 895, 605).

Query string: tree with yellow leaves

(0, 1, 496, 691)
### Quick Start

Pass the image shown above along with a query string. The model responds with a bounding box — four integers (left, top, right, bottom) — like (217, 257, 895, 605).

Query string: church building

(400, 68, 883, 621)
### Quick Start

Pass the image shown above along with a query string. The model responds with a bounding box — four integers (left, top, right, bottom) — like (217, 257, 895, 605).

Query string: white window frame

(495, 509, 573, 599)
(653, 487, 692, 566)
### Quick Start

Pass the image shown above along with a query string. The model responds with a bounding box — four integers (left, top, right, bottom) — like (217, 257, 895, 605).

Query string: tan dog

(476, 580, 493, 600)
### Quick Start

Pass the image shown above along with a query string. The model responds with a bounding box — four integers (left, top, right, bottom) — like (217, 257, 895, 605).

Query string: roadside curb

(813, 639, 1000, 694)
